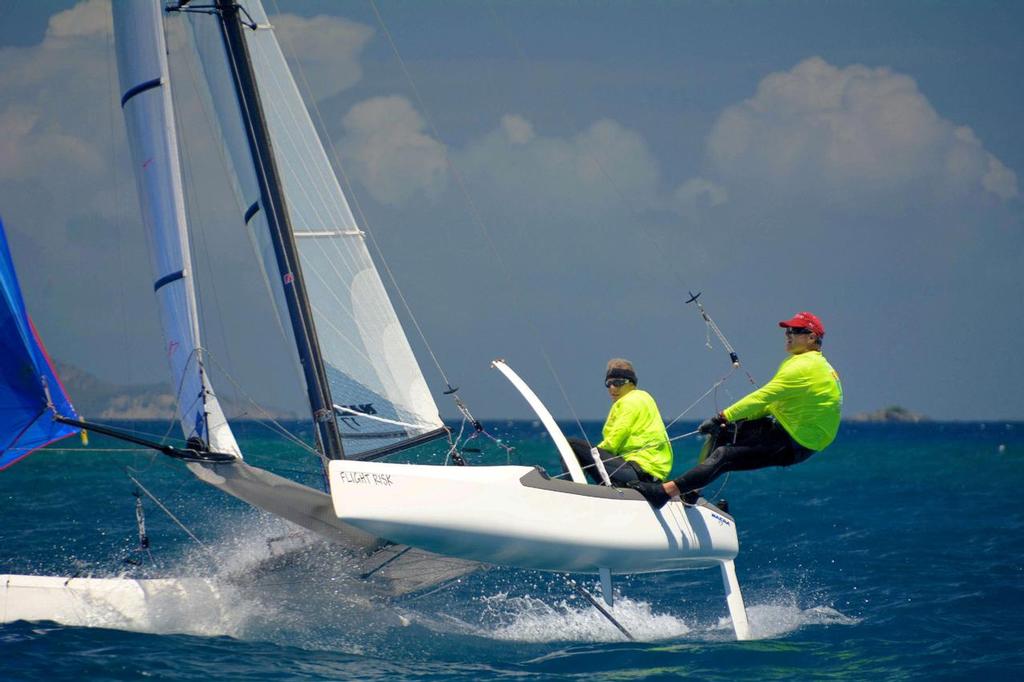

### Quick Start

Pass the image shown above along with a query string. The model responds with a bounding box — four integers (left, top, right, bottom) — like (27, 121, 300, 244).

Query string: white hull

(329, 461, 739, 575)
(1, 574, 220, 628)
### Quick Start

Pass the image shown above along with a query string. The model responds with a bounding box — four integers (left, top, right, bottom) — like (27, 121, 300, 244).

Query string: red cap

(779, 311, 825, 337)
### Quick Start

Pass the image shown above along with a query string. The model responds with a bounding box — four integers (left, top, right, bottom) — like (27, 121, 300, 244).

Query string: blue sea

(2, 420, 1022, 680)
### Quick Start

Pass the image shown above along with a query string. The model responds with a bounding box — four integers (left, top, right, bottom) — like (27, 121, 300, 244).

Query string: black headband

(605, 368, 637, 384)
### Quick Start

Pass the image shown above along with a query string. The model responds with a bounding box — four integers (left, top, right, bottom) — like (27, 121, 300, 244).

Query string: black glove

(627, 480, 671, 510)
(698, 413, 727, 435)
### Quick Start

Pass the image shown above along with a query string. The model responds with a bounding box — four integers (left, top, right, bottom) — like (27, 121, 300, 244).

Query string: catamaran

(2, 0, 474, 623)
(329, 359, 751, 640)
(1, 0, 750, 640)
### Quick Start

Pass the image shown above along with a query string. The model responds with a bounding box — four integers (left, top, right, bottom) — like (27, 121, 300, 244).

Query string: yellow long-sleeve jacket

(723, 350, 842, 451)
(597, 389, 673, 480)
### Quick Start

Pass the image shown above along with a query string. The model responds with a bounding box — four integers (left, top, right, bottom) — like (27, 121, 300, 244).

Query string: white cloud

(673, 177, 727, 218)
(339, 95, 449, 205)
(0, 0, 118, 219)
(982, 155, 1018, 200)
(695, 56, 1018, 205)
(0, 108, 105, 182)
(45, 0, 112, 41)
(334, 103, 665, 220)
(456, 115, 662, 219)
(501, 114, 535, 145)
(271, 13, 373, 102)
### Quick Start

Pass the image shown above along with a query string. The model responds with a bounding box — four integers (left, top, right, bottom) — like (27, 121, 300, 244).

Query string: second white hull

(0, 574, 221, 629)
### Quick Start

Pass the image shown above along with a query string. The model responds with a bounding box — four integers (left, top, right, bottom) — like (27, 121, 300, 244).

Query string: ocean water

(2, 420, 1022, 680)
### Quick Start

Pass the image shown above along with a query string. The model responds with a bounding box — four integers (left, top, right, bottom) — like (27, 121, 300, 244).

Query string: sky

(0, 1, 1021, 422)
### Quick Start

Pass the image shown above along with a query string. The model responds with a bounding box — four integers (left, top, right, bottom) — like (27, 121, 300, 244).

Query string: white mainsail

(182, 1, 444, 459)
(111, 2, 477, 591)
(113, 0, 239, 458)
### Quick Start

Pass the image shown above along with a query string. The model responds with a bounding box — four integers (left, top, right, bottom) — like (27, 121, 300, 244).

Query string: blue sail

(0, 217, 79, 470)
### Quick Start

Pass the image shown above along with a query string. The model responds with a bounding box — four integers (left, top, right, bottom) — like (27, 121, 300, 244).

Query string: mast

(212, 0, 344, 460)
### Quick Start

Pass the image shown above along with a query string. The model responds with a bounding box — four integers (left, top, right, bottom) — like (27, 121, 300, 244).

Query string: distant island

(847, 406, 929, 423)
(54, 362, 175, 420)
(54, 361, 299, 421)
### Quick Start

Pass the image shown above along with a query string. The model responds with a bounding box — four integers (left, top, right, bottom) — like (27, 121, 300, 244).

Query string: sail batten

(351, 427, 450, 462)
(120, 77, 163, 108)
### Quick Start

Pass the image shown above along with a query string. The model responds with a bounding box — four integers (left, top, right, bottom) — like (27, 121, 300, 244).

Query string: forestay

(180, 1, 443, 459)
(113, 1, 240, 457)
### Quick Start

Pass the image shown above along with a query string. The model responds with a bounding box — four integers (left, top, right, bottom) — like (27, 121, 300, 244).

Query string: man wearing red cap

(631, 312, 842, 509)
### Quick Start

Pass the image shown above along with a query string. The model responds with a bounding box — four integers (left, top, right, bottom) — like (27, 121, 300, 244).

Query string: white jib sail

(113, 0, 240, 457)
(182, 2, 443, 458)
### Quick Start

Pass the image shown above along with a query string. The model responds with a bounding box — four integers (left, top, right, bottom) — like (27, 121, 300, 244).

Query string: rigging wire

(166, 7, 349, 464)
(266, 0, 485, 473)
(272, 1, 705, 457)
(267, 0, 526, 463)
(479, 2, 764, 441)
(665, 366, 736, 432)
(200, 349, 324, 459)
(274, 4, 748, 468)
(669, 428, 701, 443)
(166, 17, 259, 448)
(687, 291, 757, 387)
(361, 0, 594, 442)
(366, 1, 744, 449)
(183, 7, 308, 393)
(267, 0, 454, 392)
(103, 14, 154, 452)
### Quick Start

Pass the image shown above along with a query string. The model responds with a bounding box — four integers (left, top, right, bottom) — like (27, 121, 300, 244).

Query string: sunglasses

(605, 378, 632, 388)
(784, 327, 812, 336)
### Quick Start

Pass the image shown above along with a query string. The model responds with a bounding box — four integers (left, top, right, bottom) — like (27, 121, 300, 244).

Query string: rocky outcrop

(54, 362, 298, 420)
(847, 406, 929, 423)
(55, 362, 176, 420)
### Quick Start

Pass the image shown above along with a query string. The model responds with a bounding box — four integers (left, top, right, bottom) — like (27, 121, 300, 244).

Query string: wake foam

(732, 603, 860, 640)
(3, 512, 401, 644)
(472, 592, 691, 642)
(459, 590, 859, 643)
(10, 509, 861, 649)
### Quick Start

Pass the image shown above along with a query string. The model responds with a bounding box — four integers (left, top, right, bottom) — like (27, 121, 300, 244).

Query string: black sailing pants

(566, 437, 659, 486)
(672, 417, 814, 494)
